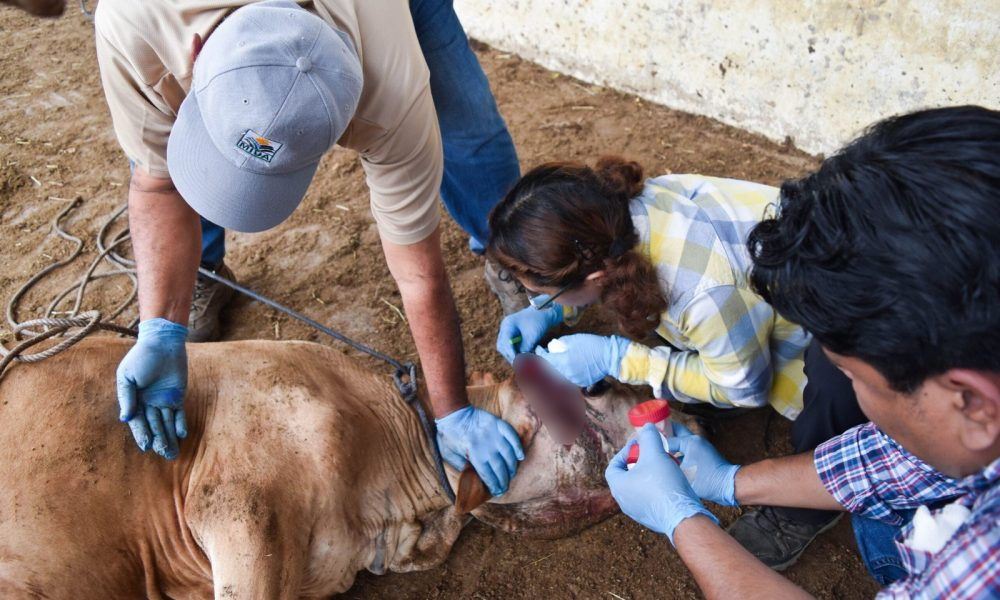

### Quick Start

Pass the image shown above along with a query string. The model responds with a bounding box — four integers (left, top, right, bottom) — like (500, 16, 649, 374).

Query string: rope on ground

(79, 0, 94, 22)
(0, 311, 135, 379)
(1, 197, 138, 381)
(7, 196, 84, 330)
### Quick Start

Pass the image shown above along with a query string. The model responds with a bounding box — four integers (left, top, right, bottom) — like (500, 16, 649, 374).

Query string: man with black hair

(606, 105, 1000, 597)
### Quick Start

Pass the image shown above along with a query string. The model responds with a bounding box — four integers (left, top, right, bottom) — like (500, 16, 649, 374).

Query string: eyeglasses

(529, 281, 573, 310)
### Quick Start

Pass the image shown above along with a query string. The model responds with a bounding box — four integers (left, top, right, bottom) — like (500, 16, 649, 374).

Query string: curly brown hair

(487, 156, 668, 339)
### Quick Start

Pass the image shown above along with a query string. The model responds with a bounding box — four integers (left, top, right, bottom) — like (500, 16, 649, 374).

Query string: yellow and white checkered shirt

(617, 174, 810, 419)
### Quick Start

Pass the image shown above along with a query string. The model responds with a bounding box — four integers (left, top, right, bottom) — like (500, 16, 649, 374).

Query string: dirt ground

(0, 7, 880, 599)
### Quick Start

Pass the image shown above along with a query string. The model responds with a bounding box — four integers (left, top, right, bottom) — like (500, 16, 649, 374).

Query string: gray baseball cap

(167, 0, 363, 233)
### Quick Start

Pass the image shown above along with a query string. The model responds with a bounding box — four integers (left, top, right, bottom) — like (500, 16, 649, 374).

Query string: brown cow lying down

(0, 338, 652, 598)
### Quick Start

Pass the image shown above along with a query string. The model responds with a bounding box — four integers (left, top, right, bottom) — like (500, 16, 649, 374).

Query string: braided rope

(1, 198, 138, 381)
(0, 311, 136, 380)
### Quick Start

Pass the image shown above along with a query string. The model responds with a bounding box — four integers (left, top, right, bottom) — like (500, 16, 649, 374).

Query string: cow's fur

(0, 338, 651, 598)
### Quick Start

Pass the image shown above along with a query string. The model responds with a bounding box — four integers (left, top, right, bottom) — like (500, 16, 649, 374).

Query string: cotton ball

(905, 503, 971, 553)
(547, 338, 568, 353)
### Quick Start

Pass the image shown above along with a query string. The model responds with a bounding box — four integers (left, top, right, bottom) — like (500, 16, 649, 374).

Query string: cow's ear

(455, 464, 492, 513)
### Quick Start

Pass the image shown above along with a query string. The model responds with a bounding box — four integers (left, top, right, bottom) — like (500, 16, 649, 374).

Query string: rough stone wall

(456, 0, 999, 155)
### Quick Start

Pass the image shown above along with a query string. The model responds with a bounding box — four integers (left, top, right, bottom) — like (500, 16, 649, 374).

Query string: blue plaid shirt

(815, 423, 1000, 598)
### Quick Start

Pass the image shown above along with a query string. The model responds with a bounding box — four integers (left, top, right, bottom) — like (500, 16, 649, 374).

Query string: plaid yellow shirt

(617, 174, 810, 419)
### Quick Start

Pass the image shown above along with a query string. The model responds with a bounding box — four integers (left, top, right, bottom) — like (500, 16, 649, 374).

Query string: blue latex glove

(495, 299, 564, 363)
(668, 422, 741, 506)
(534, 333, 631, 387)
(435, 406, 525, 496)
(116, 318, 189, 459)
(605, 423, 719, 545)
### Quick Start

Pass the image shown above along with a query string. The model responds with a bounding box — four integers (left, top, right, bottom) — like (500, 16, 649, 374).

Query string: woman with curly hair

(487, 157, 866, 569)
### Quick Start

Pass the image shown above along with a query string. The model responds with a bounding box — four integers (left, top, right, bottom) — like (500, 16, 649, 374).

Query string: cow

(0, 337, 656, 598)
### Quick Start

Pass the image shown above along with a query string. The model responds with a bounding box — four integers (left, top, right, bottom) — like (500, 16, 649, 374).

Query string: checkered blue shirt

(815, 423, 1000, 598)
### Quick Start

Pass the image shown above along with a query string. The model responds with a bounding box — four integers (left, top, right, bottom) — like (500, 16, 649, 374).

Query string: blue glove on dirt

(116, 318, 188, 460)
(667, 422, 741, 506)
(605, 424, 719, 545)
(435, 406, 525, 496)
(534, 333, 631, 387)
(496, 299, 564, 363)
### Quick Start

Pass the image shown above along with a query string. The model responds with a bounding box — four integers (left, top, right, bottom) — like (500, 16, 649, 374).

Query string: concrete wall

(455, 0, 999, 155)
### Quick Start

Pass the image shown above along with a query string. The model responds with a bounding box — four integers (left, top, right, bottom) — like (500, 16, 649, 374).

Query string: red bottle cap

(626, 443, 640, 465)
(628, 399, 671, 427)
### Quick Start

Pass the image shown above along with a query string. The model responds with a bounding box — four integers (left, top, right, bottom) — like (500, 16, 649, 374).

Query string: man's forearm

(674, 516, 814, 600)
(381, 228, 468, 417)
(402, 281, 468, 417)
(735, 451, 843, 510)
(128, 168, 202, 324)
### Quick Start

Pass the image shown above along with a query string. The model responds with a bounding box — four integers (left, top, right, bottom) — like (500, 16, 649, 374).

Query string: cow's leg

(388, 506, 467, 572)
(187, 484, 308, 600)
(199, 517, 307, 600)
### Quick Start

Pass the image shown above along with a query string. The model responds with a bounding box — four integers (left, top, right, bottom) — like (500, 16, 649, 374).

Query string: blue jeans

(851, 511, 911, 586)
(199, 0, 520, 261)
(407, 0, 520, 253)
(199, 216, 226, 269)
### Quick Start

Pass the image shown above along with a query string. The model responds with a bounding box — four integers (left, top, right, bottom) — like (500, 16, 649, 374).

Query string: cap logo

(236, 129, 283, 163)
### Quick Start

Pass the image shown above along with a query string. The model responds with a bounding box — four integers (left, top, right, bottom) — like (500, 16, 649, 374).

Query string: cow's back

(0, 337, 414, 598)
(0, 338, 193, 597)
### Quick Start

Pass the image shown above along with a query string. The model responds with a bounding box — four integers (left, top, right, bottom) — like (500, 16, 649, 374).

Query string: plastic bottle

(624, 399, 696, 483)
(625, 399, 672, 470)
(629, 399, 673, 438)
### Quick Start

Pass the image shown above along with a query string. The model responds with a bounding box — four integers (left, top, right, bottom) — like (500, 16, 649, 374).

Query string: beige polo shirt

(94, 0, 441, 245)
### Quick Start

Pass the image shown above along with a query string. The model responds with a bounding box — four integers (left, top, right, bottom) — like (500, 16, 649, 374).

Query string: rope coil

(1, 197, 138, 378)
(0, 311, 135, 378)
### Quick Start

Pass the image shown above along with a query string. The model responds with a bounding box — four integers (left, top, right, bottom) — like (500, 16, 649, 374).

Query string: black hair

(749, 105, 1000, 392)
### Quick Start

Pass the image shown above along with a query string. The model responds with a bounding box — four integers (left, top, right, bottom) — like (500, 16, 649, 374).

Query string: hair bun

(594, 156, 644, 200)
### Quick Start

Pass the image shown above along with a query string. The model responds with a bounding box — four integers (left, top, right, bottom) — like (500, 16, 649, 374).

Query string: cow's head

(456, 377, 646, 539)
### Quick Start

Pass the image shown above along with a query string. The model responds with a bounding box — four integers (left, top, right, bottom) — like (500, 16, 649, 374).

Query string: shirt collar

(957, 455, 1000, 495)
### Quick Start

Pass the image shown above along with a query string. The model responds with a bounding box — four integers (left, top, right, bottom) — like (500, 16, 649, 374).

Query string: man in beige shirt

(95, 0, 523, 497)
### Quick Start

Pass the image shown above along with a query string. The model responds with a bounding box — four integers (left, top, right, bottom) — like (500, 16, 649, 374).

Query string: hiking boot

(187, 262, 236, 343)
(727, 506, 842, 570)
(484, 259, 530, 316)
